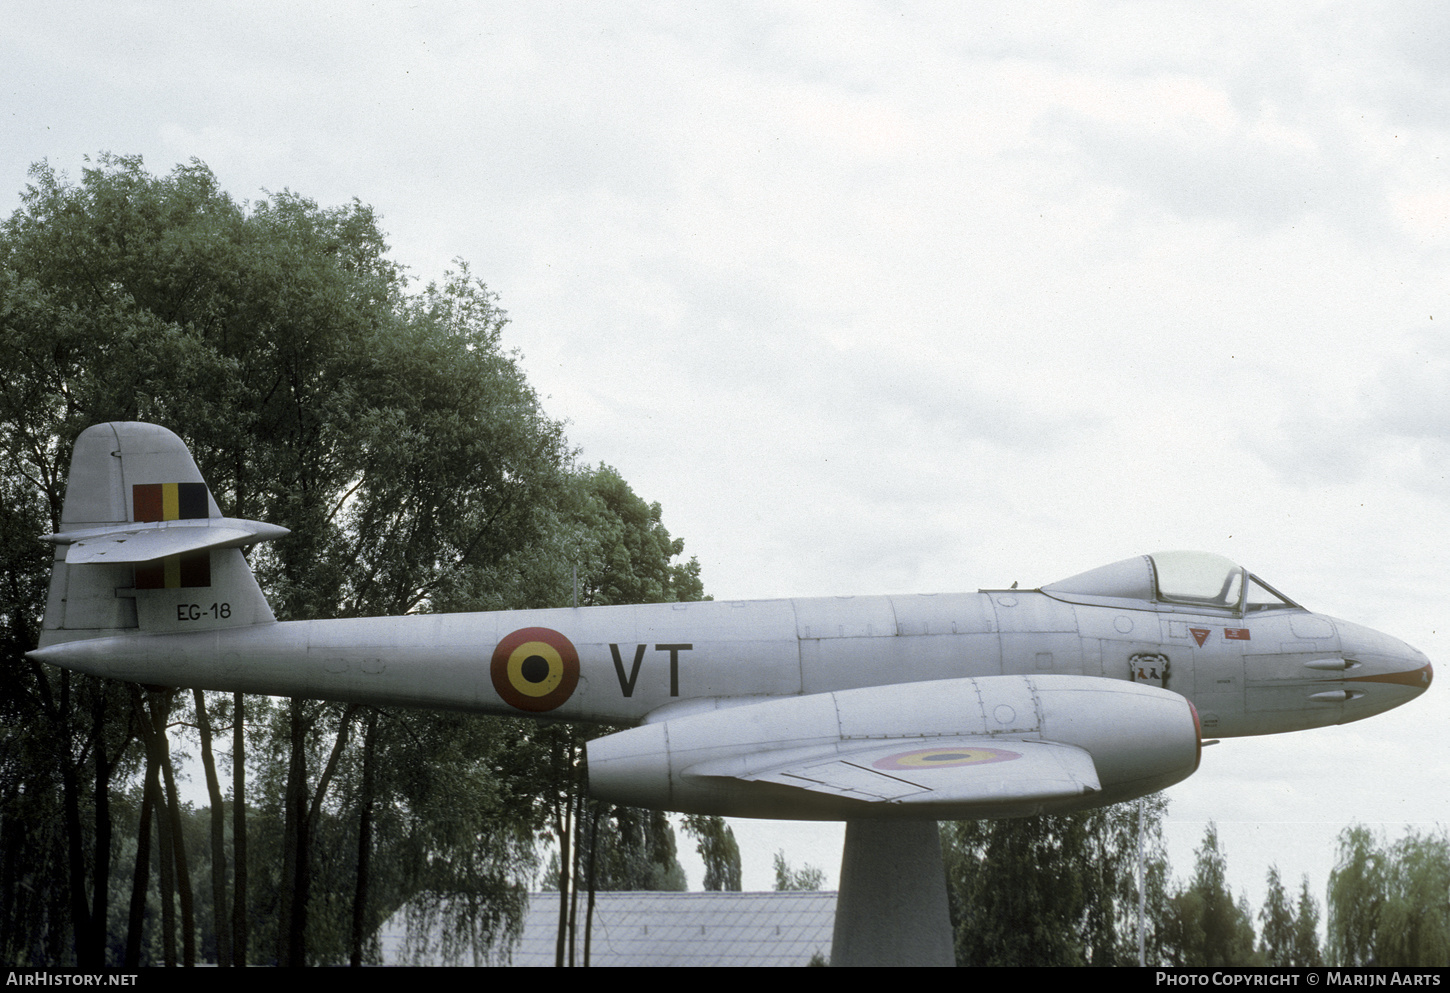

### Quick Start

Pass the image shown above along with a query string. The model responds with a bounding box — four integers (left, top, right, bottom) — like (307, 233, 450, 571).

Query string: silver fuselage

(33, 588, 1431, 737)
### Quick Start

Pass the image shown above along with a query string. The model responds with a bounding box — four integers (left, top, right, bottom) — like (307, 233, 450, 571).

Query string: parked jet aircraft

(30, 423, 1434, 822)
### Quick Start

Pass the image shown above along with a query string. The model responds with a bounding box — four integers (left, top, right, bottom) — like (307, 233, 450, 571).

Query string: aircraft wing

(688, 737, 1100, 806)
(588, 674, 1199, 818)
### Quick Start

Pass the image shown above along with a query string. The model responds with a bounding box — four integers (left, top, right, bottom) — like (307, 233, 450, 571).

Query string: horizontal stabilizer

(45, 518, 290, 564)
(689, 737, 1100, 806)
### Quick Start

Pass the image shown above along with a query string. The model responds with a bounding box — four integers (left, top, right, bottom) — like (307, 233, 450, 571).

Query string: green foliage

(1259, 865, 1321, 967)
(568, 464, 707, 607)
(1327, 824, 1385, 966)
(0, 153, 705, 964)
(588, 808, 687, 892)
(1328, 825, 1450, 966)
(1160, 823, 1260, 967)
(0, 473, 75, 964)
(1258, 865, 1293, 965)
(772, 850, 826, 892)
(943, 796, 1169, 966)
(682, 815, 742, 891)
(377, 710, 538, 966)
(1292, 874, 1323, 966)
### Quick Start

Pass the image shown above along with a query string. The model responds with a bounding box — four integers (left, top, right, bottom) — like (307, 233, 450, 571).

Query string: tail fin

(39, 422, 287, 647)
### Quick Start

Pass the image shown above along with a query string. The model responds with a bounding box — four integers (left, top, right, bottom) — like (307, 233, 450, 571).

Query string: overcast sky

(5, 1, 1448, 914)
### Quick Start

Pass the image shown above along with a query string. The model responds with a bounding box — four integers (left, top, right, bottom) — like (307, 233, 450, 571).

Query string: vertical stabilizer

(39, 423, 283, 647)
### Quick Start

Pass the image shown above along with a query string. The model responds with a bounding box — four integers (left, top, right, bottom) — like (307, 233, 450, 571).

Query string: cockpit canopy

(1040, 551, 1300, 613)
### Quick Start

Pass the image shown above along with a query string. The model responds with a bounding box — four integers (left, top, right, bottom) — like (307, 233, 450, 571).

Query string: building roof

(508, 891, 836, 967)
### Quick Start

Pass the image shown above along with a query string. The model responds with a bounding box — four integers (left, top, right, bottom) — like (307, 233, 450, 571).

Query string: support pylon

(830, 819, 954, 967)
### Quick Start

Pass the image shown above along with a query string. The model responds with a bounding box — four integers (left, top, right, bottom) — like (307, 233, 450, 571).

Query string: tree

(0, 154, 717, 965)
(1327, 825, 1387, 966)
(0, 153, 593, 964)
(1161, 823, 1259, 966)
(1328, 825, 1450, 967)
(1377, 831, 1450, 966)
(1291, 874, 1323, 967)
(1259, 865, 1322, 967)
(0, 466, 140, 967)
(942, 796, 1169, 966)
(1258, 865, 1292, 966)
(591, 808, 687, 891)
(682, 815, 742, 892)
(773, 850, 826, 891)
(567, 464, 707, 609)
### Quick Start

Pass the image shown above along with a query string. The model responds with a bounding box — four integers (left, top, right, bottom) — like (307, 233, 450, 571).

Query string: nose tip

(1326, 618, 1433, 704)
(1336, 628, 1432, 693)
(1345, 655, 1433, 692)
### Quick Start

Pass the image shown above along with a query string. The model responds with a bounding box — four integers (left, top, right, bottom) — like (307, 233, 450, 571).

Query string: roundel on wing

(872, 746, 1021, 771)
(491, 627, 580, 712)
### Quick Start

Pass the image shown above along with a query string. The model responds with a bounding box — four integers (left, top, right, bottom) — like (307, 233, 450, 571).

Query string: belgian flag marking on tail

(133, 482, 209, 522)
(135, 552, 211, 590)
(132, 483, 212, 589)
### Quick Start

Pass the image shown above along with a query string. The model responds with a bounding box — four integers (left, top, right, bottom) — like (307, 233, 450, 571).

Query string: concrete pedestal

(830, 819, 954, 967)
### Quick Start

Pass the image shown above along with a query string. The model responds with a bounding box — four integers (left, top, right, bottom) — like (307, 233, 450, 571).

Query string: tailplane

(39, 423, 286, 647)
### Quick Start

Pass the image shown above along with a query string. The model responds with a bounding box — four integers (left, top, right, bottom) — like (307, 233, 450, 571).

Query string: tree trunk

(278, 698, 309, 967)
(568, 788, 581, 967)
(88, 689, 118, 969)
(193, 688, 230, 966)
(231, 691, 248, 967)
(57, 670, 96, 967)
(553, 736, 573, 968)
(307, 705, 356, 828)
(152, 749, 177, 966)
(584, 802, 599, 967)
(130, 685, 177, 966)
(350, 709, 378, 967)
(125, 744, 155, 968)
(155, 691, 196, 966)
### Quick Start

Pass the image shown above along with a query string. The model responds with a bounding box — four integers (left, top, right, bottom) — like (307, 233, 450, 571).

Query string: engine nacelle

(587, 674, 1201, 820)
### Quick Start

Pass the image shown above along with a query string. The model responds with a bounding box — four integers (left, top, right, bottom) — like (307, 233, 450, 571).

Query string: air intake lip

(1303, 658, 1359, 671)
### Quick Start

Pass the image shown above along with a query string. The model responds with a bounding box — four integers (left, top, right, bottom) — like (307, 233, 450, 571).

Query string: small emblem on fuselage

(1129, 653, 1170, 688)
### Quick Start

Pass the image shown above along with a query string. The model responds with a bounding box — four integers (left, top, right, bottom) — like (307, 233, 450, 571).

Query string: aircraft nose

(1350, 657, 1435, 693)
(1336, 619, 1433, 697)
